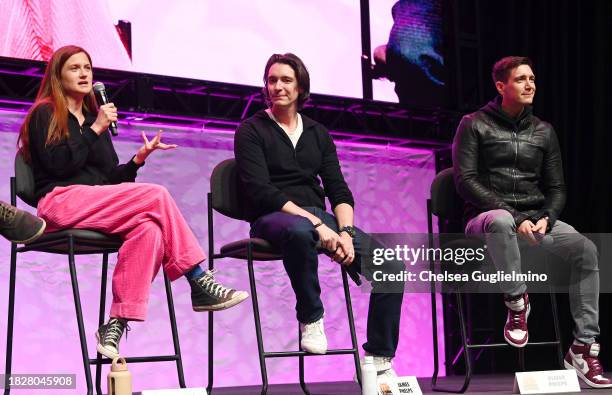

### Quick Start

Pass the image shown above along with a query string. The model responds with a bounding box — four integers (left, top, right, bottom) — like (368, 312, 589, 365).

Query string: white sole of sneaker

(504, 303, 531, 348)
(353, 368, 397, 383)
(564, 360, 612, 388)
(95, 331, 120, 359)
(300, 344, 328, 354)
(14, 218, 46, 244)
(192, 291, 249, 312)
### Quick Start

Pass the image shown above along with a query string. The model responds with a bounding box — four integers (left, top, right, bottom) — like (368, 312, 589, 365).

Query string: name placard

(513, 370, 580, 394)
(376, 376, 423, 395)
(142, 388, 207, 395)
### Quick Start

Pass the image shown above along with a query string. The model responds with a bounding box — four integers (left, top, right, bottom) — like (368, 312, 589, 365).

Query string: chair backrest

(14, 152, 38, 208)
(209, 158, 245, 220)
(430, 167, 464, 221)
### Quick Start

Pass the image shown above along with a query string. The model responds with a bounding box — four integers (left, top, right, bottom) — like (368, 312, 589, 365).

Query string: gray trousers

(465, 209, 600, 343)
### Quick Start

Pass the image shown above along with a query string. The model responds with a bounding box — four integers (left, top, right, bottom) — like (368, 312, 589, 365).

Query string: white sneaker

(300, 317, 327, 354)
(366, 353, 396, 373)
(355, 353, 397, 383)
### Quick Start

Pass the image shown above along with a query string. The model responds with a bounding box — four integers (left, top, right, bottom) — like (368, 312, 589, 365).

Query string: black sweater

(28, 104, 142, 204)
(234, 110, 354, 222)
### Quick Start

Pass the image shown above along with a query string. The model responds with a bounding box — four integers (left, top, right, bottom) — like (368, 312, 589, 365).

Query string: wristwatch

(339, 225, 356, 238)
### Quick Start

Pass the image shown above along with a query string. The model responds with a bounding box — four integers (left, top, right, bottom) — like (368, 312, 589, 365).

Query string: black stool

(4, 153, 186, 395)
(427, 168, 564, 393)
(206, 159, 362, 395)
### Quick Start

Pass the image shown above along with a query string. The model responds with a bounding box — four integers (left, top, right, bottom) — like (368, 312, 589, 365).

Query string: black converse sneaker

(0, 200, 46, 244)
(189, 269, 248, 312)
(95, 318, 129, 359)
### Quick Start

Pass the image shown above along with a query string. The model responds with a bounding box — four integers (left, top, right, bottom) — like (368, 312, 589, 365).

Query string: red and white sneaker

(564, 341, 612, 388)
(503, 293, 530, 347)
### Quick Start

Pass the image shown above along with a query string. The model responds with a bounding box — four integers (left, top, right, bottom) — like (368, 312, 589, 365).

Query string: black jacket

(234, 110, 354, 222)
(452, 96, 566, 228)
(28, 104, 142, 204)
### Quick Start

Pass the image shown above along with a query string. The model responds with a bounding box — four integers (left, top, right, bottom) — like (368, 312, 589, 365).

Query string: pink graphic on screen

(0, 0, 132, 68)
(0, 0, 364, 98)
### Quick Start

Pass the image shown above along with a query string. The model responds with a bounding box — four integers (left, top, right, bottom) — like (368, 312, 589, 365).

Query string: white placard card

(377, 376, 423, 395)
(513, 370, 580, 394)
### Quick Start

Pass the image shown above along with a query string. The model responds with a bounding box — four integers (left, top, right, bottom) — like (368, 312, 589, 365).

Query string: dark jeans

(250, 206, 404, 357)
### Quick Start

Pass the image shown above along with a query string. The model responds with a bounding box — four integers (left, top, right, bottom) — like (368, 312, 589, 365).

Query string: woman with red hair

(18, 45, 248, 359)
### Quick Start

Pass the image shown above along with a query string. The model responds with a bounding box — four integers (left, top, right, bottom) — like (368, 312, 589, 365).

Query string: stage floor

(134, 374, 606, 394)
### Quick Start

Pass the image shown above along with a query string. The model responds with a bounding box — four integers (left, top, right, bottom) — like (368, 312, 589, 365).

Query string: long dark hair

(18, 45, 98, 162)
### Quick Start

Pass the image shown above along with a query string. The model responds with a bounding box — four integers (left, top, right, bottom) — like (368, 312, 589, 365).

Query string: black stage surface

(132, 374, 611, 394)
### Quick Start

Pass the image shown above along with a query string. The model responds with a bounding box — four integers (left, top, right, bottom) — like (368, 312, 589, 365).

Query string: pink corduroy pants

(37, 183, 206, 321)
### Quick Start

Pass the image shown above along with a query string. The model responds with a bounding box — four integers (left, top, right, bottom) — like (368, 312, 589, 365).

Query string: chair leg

(549, 292, 564, 368)
(3, 244, 17, 395)
(246, 245, 269, 395)
(432, 293, 472, 393)
(456, 293, 473, 393)
(342, 267, 362, 387)
(430, 278, 441, 390)
(164, 272, 186, 388)
(518, 349, 526, 371)
(67, 237, 94, 395)
(206, 193, 215, 395)
(298, 327, 311, 395)
(207, 257, 214, 395)
(207, 310, 214, 395)
(95, 253, 109, 395)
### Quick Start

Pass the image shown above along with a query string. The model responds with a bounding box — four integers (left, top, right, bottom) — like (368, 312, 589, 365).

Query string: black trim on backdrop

(360, 0, 373, 100)
(0, 56, 459, 148)
(444, 0, 485, 111)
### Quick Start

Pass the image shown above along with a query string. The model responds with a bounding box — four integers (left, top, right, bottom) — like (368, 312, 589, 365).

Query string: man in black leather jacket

(453, 56, 610, 388)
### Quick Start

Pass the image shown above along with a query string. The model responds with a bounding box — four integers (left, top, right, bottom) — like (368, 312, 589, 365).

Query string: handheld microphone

(93, 82, 118, 136)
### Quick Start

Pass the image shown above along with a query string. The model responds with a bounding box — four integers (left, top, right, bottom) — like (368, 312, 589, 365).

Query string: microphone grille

(93, 82, 106, 92)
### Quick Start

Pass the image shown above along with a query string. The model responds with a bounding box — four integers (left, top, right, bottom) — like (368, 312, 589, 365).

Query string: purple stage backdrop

(0, 108, 445, 392)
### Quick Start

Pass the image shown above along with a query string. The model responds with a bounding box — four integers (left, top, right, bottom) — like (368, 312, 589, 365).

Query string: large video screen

(0, 0, 363, 98)
(370, 0, 447, 106)
(1, 0, 447, 105)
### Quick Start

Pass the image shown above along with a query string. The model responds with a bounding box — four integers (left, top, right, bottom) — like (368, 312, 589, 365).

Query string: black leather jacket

(452, 96, 566, 228)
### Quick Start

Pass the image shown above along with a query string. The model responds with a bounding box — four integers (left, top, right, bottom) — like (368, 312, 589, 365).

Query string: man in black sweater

(234, 53, 404, 381)
(453, 56, 610, 388)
